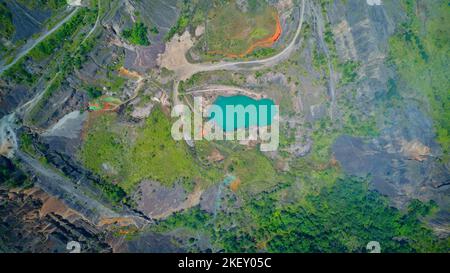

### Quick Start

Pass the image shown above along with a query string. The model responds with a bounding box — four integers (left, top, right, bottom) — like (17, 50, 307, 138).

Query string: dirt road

(170, 0, 306, 104)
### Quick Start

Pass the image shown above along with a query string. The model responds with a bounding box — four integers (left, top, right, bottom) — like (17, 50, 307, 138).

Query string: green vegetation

(2, 60, 35, 85)
(19, 133, 34, 155)
(166, 13, 190, 41)
(338, 60, 360, 86)
(205, 0, 277, 57)
(124, 107, 219, 190)
(0, 2, 14, 40)
(193, 138, 282, 196)
(155, 178, 449, 252)
(80, 113, 128, 178)
(339, 90, 379, 138)
(95, 180, 127, 204)
(150, 26, 159, 35)
(306, 96, 378, 167)
(308, 118, 340, 164)
(20, 115, 126, 204)
(81, 108, 221, 193)
(17, 7, 98, 123)
(165, 0, 200, 42)
(311, 46, 328, 75)
(1, 137, 34, 189)
(16, 0, 66, 11)
(154, 0, 445, 253)
(100, 73, 126, 93)
(27, 73, 63, 124)
(3, 6, 95, 86)
(248, 48, 276, 58)
(122, 22, 150, 46)
(388, 0, 450, 161)
(0, 160, 33, 189)
(224, 147, 278, 195)
(29, 10, 87, 61)
(86, 86, 103, 99)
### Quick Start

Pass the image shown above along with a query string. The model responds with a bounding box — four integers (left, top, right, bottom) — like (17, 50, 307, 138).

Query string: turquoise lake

(208, 95, 277, 132)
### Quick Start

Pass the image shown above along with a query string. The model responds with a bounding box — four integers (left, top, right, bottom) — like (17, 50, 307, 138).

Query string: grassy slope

(147, 0, 449, 252)
(205, 0, 277, 57)
(81, 108, 221, 193)
(123, 108, 218, 191)
(0, 2, 14, 40)
(389, 0, 450, 161)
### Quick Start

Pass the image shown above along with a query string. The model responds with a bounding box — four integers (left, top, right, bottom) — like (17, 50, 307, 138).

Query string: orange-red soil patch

(209, 12, 282, 58)
(229, 177, 241, 192)
(118, 67, 141, 79)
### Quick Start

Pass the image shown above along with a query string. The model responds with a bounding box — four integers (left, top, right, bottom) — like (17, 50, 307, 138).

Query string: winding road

(171, 0, 306, 105)
(1, 0, 306, 230)
(185, 85, 264, 98)
(0, 7, 80, 75)
(0, 2, 152, 228)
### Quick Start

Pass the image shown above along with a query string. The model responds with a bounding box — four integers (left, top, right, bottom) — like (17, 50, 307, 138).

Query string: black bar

(0, 253, 446, 272)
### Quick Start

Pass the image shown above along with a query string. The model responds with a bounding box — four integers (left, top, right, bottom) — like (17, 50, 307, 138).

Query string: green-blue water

(209, 95, 276, 132)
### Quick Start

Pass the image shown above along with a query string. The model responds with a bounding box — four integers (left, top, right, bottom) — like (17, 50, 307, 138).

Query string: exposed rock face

(133, 180, 187, 219)
(108, 0, 180, 73)
(0, 186, 111, 252)
(130, 103, 154, 119)
(328, 0, 398, 102)
(133, 180, 203, 220)
(116, 232, 183, 253)
(5, 1, 51, 42)
(0, 84, 32, 119)
(400, 139, 431, 162)
(199, 182, 242, 215)
(333, 135, 449, 207)
(26, 85, 88, 129)
(0, 0, 194, 253)
(0, 114, 18, 158)
(40, 110, 88, 155)
(199, 184, 220, 214)
(328, 0, 449, 221)
(0, 0, 448, 252)
(42, 110, 87, 139)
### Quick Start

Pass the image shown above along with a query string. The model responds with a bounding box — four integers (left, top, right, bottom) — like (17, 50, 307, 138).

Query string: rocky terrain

(0, 0, 448, 252)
